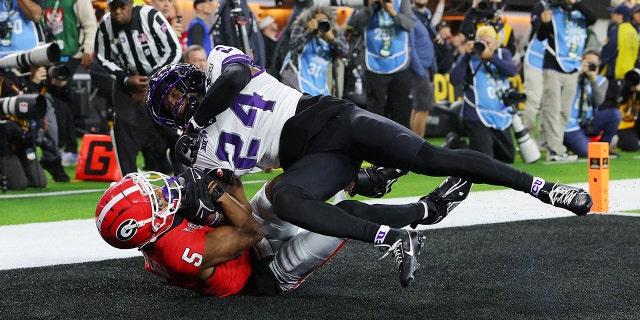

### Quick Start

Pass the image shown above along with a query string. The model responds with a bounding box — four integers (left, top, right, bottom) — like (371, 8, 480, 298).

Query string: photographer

(0, 0, 45, 59)
(615, 68, 640, 152)
(449, 26, 518, 163)
(348, 0, 416, 128)
(563, 49, 614, 158)
(211, 0, 266, 67)
(280, 5, 349, 96)
(534, 0, 596, 161)
(0, 65, 71, 189)
(459, 0, 515, 56)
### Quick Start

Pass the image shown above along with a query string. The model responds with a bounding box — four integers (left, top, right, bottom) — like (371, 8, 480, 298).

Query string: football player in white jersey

(146, 45, 593, 287)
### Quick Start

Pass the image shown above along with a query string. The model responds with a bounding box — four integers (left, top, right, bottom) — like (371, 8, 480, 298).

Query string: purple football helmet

(146, 63, 205, 129)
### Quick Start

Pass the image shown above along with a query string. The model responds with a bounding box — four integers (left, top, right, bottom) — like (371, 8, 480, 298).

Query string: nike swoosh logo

(193, 170, 202, 180)
(404, 232, 414, 256)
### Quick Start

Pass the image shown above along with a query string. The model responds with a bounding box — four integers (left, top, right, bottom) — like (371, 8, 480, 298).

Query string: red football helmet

(95, 172, 182, 249)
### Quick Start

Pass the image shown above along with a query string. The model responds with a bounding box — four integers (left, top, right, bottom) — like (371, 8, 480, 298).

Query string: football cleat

(377, 230, 425, 287)
(539, 183, 593, 216)
(349, 166, 409, 198)
(411, 176, 472, 228)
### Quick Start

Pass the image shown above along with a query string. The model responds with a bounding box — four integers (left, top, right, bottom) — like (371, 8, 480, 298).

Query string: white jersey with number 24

(194, 45, 304, 178)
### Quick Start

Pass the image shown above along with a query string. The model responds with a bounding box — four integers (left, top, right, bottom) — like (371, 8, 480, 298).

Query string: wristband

(210, 182, 225, 201)
(207, 211, 222, 226)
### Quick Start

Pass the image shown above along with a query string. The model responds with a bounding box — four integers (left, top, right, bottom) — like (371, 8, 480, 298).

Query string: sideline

(1, 179, 638, 271)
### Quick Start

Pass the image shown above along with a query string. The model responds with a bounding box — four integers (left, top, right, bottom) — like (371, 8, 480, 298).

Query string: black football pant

(272, 103, 534, 243)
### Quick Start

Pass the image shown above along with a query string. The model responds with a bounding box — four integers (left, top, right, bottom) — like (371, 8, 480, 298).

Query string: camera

(617, 68, 640, 103)
(0, 43, 61, 69)
(47, 65, 71, 81)
(0, 21, 11, 39)
(502, 88, 527, 107)
(473, 40, 487, 55)
(0, 94, 47, 120)
(317, 19, 331, 33)
(476, 1, 498, 20)
(588, 62, 597, 72)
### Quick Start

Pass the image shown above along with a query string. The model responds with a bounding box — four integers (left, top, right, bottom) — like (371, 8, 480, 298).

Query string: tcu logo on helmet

(116, 219, 138, 241)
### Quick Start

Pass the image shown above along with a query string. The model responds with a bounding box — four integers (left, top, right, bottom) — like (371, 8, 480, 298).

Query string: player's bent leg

(250, 183, 299, 252)
(268, 231, 347, 292)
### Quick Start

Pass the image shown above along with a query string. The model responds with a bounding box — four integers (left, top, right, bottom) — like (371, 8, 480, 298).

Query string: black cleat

(378, 230, 425, 287)
(539, 184, 593, 216)
(411, 176, 472, 228)
(349, 166, 409, 198)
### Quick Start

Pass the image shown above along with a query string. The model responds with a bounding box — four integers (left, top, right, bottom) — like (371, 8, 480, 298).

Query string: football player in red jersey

(96, 166, 475, 294)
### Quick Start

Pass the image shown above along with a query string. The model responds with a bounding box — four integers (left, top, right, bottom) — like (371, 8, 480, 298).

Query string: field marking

(1, 179, 639, 271)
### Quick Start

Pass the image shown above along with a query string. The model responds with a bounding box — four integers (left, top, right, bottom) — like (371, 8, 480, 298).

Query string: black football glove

(349, 166, 408, 198)
(177, 168, 223, 225)
(175, 133, 202, 167)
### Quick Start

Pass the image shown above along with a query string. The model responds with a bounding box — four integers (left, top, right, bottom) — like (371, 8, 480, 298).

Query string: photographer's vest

(0, 1, 43, 58)
(524, 37, 546, 70)
(566, 74, 605, 132)
(465, 54, 512, 130)
(282, 36, 331, 95)
(364, 0, 409, 74)
(187, 15, 212, 55)
(44, 0, 79, 57)
(549, 8, 587, 72)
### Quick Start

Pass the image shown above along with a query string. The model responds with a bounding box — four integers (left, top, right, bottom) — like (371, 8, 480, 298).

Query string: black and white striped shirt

(95, 5, 182, 85)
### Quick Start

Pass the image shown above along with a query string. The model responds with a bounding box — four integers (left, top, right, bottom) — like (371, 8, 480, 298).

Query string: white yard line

(1, 179, 639, 270)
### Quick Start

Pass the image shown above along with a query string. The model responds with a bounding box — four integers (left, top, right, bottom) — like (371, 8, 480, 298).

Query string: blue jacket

(409, 8, 436, 79)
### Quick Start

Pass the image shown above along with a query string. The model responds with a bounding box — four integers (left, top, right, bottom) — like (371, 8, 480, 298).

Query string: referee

(95, 0, 182, 175)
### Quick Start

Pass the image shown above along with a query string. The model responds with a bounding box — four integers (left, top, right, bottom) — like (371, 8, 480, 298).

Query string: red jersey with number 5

(142, 219, 252, 296)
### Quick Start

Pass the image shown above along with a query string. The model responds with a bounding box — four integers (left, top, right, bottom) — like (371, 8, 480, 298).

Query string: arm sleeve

(431, 1, 444, 26)
(573, 2, 597, 27)
(76, 0, 98, 56)
(449, 54, 471, 86)
(288, 22, 314, 55)
(94, 22, 129, 85)
(600, 28, 617, 66)
(191, 62, 252, 128)
(393, 0, 416, 31)
(491, 49, 517, 77)
(459, 9, 476, 38)
(330, 30, 350, 57)
(349, 7, 376, 32)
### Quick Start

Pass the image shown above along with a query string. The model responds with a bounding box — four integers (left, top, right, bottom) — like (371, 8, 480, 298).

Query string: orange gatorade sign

(76, 134, 122, 182)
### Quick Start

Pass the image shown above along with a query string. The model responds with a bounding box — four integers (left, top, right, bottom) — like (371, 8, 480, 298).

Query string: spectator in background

(43, 0, 98, 167)
(280, 5, 349, 96)
(563, 49, 611, 158)
(94, 0, 181, 175)
(522, 7, 547, 141)
(449, 26, 518, 163)
(408, 0, 437, 138)
(184, 44, 208, 71)
(598, 4, 638, 123)
(615, 69, 640, 152)
(348, 0, 416, 128)
(434, 21, 455, 74)
(212, 0, 267, 68)
(259, 16, 280, 72)
(631, 4, 640, 31)
(460, 0, 516, 56)
(187, 0, 214, 56)
(534, 0, 596, 161)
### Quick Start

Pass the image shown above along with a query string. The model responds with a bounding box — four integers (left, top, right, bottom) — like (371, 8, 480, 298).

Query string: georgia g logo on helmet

(116, 219, 138, 241)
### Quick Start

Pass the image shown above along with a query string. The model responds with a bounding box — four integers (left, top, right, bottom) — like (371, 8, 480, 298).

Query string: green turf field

(1, 137, 639, 226)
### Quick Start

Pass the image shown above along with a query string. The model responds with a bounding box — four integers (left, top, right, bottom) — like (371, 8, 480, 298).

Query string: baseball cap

(107, 0, 132, 4)
(633, 4, 640, 13)
(194, 0, 210, 8)
(475, 26, 497, 39)
(608, 3, 632, 19)
(259, 16, 276, 30)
